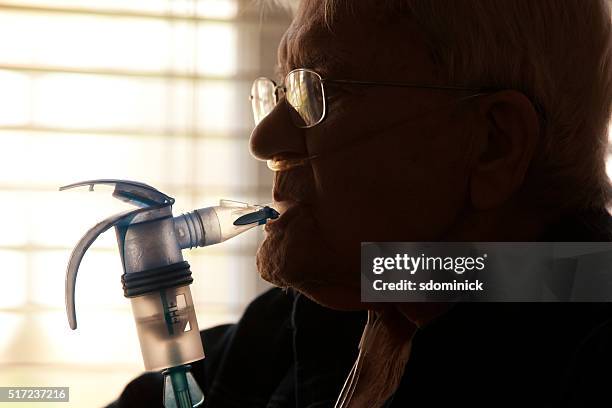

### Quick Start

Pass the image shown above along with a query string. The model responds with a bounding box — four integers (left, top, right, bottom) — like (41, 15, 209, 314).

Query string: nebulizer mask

(62, 179, 279, 408)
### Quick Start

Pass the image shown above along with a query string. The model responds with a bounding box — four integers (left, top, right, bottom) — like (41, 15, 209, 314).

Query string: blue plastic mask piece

(233, 206, 280, 226)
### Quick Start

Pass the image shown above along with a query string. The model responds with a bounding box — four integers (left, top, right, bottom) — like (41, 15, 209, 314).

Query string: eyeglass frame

(251, 68, 546, 129)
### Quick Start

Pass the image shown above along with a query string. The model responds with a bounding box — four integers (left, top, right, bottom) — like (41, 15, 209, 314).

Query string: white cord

(333, 310, 378, 408)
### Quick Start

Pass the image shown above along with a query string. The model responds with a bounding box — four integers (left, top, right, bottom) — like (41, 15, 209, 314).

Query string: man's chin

(256, 207, 362, 310)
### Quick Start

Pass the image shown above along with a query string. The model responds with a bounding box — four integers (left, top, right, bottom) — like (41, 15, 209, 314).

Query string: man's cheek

(313, 190, 379, 258)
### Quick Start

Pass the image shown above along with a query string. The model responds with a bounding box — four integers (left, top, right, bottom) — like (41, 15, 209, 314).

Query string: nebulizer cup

(129, 286, 202, 371)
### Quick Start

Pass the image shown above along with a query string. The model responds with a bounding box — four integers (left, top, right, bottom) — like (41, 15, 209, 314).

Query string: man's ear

(467, 90, 539, 210)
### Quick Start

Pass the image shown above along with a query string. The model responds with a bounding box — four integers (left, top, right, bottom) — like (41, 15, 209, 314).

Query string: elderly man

(111, 1, 612, 407)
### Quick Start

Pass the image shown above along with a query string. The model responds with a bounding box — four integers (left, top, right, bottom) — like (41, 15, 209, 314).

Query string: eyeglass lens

(250, 69, 325, 128)
(250, 78, 277, 126)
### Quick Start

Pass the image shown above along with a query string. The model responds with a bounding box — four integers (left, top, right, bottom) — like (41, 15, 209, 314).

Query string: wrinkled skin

(250, 1, 540, 319)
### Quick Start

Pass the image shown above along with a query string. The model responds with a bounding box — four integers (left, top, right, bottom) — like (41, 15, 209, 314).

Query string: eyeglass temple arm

(324, 79, 546, 121)
(322, 78, 496, 92)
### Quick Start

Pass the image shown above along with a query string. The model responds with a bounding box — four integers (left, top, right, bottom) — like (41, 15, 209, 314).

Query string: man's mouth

(265, 200, 303, 232)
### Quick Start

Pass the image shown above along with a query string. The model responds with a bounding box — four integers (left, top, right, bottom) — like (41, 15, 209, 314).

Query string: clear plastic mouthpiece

(174, 200, 280, 250)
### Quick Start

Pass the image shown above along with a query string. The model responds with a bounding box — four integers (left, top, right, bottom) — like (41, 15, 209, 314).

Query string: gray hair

(310, 0, 612, 212)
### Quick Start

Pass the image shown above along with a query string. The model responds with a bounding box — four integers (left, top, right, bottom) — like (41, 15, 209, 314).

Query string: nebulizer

(61, 179, 279, 408)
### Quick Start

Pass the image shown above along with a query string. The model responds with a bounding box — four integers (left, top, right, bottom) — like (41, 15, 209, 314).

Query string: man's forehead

(276, 20, 353, 79)
(275, 2, 435, 83)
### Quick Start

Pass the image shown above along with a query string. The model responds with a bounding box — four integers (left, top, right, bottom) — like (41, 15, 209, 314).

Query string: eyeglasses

(250, 68, 496, 129)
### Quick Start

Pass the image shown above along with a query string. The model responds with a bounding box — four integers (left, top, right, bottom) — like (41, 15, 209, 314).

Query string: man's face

(250, 2, 477, 309)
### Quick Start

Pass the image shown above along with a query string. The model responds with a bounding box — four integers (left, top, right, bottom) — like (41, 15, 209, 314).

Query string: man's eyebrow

(275, 50, 349, 81)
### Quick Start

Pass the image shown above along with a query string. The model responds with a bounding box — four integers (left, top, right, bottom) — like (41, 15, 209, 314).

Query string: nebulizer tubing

(61, 179, 279, 408)
(334, 310, 379, 408)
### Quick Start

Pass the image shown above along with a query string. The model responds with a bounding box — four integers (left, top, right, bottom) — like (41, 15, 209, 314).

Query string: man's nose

(249, 98, 307, 161)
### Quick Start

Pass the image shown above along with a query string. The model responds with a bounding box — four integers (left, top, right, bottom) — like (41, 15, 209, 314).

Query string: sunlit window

(607, 127, 612, 183)
(0, 1, 290, 406)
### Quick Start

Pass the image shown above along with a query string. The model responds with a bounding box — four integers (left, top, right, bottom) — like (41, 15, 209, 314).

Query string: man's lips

(265, 200, 303, 232)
